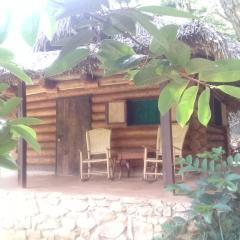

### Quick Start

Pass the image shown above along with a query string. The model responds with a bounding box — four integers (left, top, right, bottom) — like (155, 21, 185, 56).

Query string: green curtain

(127, 98, 160, 125)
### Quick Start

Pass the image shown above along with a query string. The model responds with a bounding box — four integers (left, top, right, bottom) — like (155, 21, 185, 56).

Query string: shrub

(157, 147, 240, 240)
(0, 83, 41, 170)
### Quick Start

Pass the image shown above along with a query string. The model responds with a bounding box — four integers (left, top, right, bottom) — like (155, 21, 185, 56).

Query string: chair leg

(107, 159, 110, 179)
(154, 162, 158, 179)
(143, 159, 147, 180)
(80, 151, 83, 180)
(112, 158, 116, 179)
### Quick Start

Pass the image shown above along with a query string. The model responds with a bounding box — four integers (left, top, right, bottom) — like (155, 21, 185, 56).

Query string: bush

(157, 147, 240, 240)
(0, 83, 41, 170)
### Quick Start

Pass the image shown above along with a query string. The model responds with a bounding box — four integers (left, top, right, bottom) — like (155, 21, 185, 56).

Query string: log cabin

(1, 21, 239, 186)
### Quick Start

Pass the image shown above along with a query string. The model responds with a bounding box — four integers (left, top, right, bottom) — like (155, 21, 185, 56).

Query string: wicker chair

(143, 124, 189, 180)
(79, 128, 114, 180)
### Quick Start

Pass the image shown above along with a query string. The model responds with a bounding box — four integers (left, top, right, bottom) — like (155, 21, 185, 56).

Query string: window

(127, 98, 160, 125)
(210, 97, 222, 126)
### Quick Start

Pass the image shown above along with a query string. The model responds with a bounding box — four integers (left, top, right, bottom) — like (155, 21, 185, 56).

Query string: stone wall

(0, 190, 190, 240)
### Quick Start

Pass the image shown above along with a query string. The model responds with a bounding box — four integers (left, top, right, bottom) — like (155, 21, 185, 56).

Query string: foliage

(0, 84, 41, 170)
(14, 0, 239, 128)
(157, 147, 240, 240)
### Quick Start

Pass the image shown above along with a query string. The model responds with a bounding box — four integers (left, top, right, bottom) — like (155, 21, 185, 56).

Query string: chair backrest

(86, 128, 111, 155)
(155, 124, 188, 155)
(172, 124, 189, 155)
(156, 126, 161, 154)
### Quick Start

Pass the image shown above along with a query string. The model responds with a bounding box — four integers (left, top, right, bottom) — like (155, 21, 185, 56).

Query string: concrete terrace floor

(0, 171, 194, 202)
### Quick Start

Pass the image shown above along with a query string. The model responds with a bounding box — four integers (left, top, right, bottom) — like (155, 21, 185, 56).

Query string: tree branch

(86, 12, 144, 47)
(180, 72, 213, 88)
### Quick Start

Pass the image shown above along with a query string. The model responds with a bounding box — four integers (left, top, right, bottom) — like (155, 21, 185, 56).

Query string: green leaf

(198, 88, 211, 126)
(179, 165, 197, 174)
(127, 10, 161, 39)
(10, 117, 42, 126)
(21, 10, 40, 46)
(0, 140, 17, 155)
(11, 125, 41, 152)
(215, 85, 240, 99)
(227, 156, 233, 166)
(0, 154, 17, 170)
(150, 25, 178, 55)
(0, 97, 22, 116)
(213, 203, 232, 212)
(98, 39, 135, 62)
(138, 6, 194, 18)
(158, 79, 188, 114)
(234, 153, 240, 163)
(110, 13, 136, 35)
(201, 159, 208, 173)
(176, 86, 199, 126)
(185, 155, 193, 164)
(187, 58, 216, 74)
(209, 160, 215, 172)
(0, 83, 9, 93)
(104, 54, 146, 75)
(0, 48, 14, 62)
(0, 62, 32, 84)
(193, 158, 199, 169)
(225, 173, 240, 181)
(55, 29, 94, 55)
(199, 60, 240, 83)
(133, 60, 165, 86)
(46, 47, 90, 77)
(165, 40, 191, 68)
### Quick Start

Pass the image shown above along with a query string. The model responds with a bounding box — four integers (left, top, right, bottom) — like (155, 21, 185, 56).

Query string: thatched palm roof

(2, 20, 240, 86)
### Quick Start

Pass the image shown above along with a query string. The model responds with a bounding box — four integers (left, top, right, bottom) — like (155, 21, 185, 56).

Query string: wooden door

(56, 96, 91, 176)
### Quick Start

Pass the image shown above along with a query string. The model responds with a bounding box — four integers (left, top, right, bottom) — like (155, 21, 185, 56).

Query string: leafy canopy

(23, 0, 240, 127)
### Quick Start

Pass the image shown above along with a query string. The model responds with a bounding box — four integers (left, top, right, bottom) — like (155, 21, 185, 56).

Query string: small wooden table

(117, 149, 144, 178)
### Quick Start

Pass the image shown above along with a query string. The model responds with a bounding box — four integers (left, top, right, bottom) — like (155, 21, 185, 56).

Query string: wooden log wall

(183, 113, 228, 156)
(25, 75, 229, 166)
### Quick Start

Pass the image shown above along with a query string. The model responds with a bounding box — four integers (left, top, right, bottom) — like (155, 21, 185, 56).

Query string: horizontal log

(99, 77, 130, 86)
(112, 138, 156, 148)
(37, 134, 55, 142)
(58, 80, 98, 91)
(112, 130, 157, 139)
(207, 126, 226, 134)
(91, 121, 106, 129)
(27, 92, 57, 103)
(34, 116, 56, 125)
(114, 125, 158, 131)
(26, 86, 57, 96)
(92, 88, 160, 103)
(92, 113, 106, 121)
(207, 134, 226, 141)
(27, 100, 56, 110)
(92, 103, 106, 113)
(27, 157, 55, 165)
(27, 108, 56, 117)
(34, 124, 56, 134)
(27, 149, 55, 157)
(28, 142, 56, 150)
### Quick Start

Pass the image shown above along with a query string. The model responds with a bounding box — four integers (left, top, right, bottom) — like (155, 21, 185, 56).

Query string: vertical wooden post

(160, 110, 175, 187)
(17, 82, 27, 188)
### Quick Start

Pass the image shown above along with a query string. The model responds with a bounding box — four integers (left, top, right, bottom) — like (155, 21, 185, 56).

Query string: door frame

(55, 95, 92, 175)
